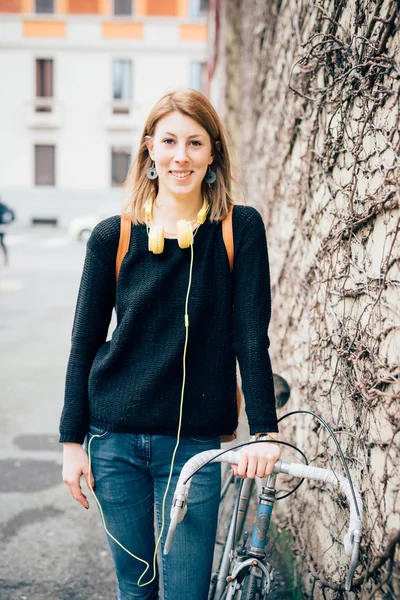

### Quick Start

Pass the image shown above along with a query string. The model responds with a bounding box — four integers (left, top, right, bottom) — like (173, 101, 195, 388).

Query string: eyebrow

(163, 132, 205, 139)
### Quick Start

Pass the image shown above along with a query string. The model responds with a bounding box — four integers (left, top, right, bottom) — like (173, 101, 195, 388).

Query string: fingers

(263, 446, 281, 477)
(264, 460, 274, 477)
(63, 467, 92, 509)
(256, 457, 268, 478)
(66, 478, 90, 509)
(83, 469, 95, 493)
(62, 443, 94, 510)
(237, 453, 248, 479)
(245, 456, 258, 479)
(235, 443, 281, 479)
(237, 455, 266, 479)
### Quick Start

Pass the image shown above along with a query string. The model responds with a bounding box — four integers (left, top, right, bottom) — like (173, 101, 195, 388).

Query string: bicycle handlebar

(279, 461, 362, 591)
(164, 449, 363, 592)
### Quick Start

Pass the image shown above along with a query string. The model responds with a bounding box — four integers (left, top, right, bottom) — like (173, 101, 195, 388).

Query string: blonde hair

(122, 88, 244, 224)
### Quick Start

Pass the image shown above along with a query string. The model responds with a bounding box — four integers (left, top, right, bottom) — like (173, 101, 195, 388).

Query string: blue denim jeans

(85, 427, 221, 600)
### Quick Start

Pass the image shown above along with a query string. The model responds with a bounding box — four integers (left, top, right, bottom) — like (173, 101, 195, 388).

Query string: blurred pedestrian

(0, 199, 15, 266)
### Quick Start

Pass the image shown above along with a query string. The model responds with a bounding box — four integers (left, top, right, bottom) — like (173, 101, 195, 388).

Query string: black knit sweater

(59, 205, 278, 444)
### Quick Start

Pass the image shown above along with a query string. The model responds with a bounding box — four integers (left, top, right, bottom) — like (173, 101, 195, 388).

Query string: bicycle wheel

(209, 466, 236, 599)
(214, 466, 236, 556)
(241, 573, 258, 600)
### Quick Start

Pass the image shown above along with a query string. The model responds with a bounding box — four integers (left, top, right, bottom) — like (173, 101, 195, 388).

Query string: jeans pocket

(87, 424, 111, 440)
(188, 434, 221, 445)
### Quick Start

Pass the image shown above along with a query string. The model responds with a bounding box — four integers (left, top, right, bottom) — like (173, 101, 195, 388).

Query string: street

(0, 224, 116, 599)
(0, 224, 293, 600)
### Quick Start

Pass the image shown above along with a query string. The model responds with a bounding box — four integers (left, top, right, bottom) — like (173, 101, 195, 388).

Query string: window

(35, 0, 54, 13)
(35, 145, 55, 186)
(112, 59, 132, 114)
(114, 0, 131, 15)
(190, 61, 207, 94)
(189, 0, 208, 18)
(112, 147, 131, 186)
(36, 58, 53, 112)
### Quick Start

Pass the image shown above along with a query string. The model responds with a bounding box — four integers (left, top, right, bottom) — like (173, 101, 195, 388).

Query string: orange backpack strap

(221, 205, 241, 443)
(116, 206, 235, 281)
(116, 214, 132, 283)
(222, 204, 234, 272)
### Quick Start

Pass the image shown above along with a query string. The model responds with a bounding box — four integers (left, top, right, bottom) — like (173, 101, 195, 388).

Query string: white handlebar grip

(164, 448, 242, 554)
(286, 463, 363, 557)
(178, 448, 241, 483)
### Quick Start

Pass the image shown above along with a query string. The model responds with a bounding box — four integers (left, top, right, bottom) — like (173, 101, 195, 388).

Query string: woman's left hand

(231, 440, 281, 479)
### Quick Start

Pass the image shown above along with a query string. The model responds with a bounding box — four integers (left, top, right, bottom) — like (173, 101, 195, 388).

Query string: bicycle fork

(225, 474, 277, 599)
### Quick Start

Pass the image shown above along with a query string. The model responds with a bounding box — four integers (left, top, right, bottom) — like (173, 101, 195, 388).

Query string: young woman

(60, 89, 280, 600)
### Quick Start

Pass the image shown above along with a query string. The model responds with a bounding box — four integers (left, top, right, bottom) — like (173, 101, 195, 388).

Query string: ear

(210, 140, 221, 163)
(144, 135, 155, 161)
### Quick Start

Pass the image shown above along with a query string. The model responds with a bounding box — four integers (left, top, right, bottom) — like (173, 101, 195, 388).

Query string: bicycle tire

(209, 467, 236, 600)
(214, 466, 236, 553)
(215, 477, 250, 564)
(241, 573, 258, 600)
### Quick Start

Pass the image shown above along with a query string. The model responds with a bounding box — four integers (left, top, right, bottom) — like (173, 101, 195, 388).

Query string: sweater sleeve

(59, 217, 119, 444)
(232, 206, 278, 434)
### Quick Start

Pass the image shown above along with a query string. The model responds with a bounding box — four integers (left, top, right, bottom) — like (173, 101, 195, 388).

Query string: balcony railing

(35, 97, 54, 112)
(112, 99, 131, 114)
(104, 100, 141, 130)
(27, 98, 61, 129)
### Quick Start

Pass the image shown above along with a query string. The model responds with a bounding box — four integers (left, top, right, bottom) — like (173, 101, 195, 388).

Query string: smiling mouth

(170, 171, 193, 179)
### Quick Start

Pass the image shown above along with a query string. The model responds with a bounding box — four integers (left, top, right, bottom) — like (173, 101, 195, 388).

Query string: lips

(170, 171, 193, 179)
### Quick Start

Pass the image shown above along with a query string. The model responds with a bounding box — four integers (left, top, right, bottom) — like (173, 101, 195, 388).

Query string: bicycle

(164, 415, 363, 599)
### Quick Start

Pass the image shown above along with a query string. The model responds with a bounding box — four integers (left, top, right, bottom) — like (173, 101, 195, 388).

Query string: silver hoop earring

(205, 166, 216, 184)
(146, 162, 158, 180)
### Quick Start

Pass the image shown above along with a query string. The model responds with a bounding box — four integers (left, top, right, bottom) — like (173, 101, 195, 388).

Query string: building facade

(0, 0, 209, 224)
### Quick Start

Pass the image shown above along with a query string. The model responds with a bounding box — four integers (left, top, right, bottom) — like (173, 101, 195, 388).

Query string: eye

(190, 141, 201, 146)
(163, 138, 174, 144)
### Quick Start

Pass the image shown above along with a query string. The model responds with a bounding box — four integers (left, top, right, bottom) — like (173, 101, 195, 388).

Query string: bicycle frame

(211, 474, 277, 600)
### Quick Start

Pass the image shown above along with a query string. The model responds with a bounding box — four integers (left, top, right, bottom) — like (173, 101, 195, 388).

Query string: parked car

(68, 206, 119, 242)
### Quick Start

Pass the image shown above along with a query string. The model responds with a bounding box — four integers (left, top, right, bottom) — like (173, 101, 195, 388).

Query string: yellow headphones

(144, 193, 210, 254)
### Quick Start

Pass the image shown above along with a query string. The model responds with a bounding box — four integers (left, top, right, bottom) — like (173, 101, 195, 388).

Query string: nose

(174, 143, 189, 163)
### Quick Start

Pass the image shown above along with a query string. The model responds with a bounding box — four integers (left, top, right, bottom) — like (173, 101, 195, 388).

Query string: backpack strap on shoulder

(116, 214, 132, 283)
(221, 204, 240, 443)
(116, 206, 235, 282)
(222, 204, 234, 272)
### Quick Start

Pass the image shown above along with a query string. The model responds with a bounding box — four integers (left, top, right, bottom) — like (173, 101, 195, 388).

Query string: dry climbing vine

(224, 0, 400, 597)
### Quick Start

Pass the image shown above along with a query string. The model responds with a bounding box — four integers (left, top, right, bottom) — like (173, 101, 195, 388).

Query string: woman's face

(146, 111, 214, 199)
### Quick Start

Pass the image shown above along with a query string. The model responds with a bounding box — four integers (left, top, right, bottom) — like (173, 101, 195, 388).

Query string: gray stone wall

(220, 0, 400, 597)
